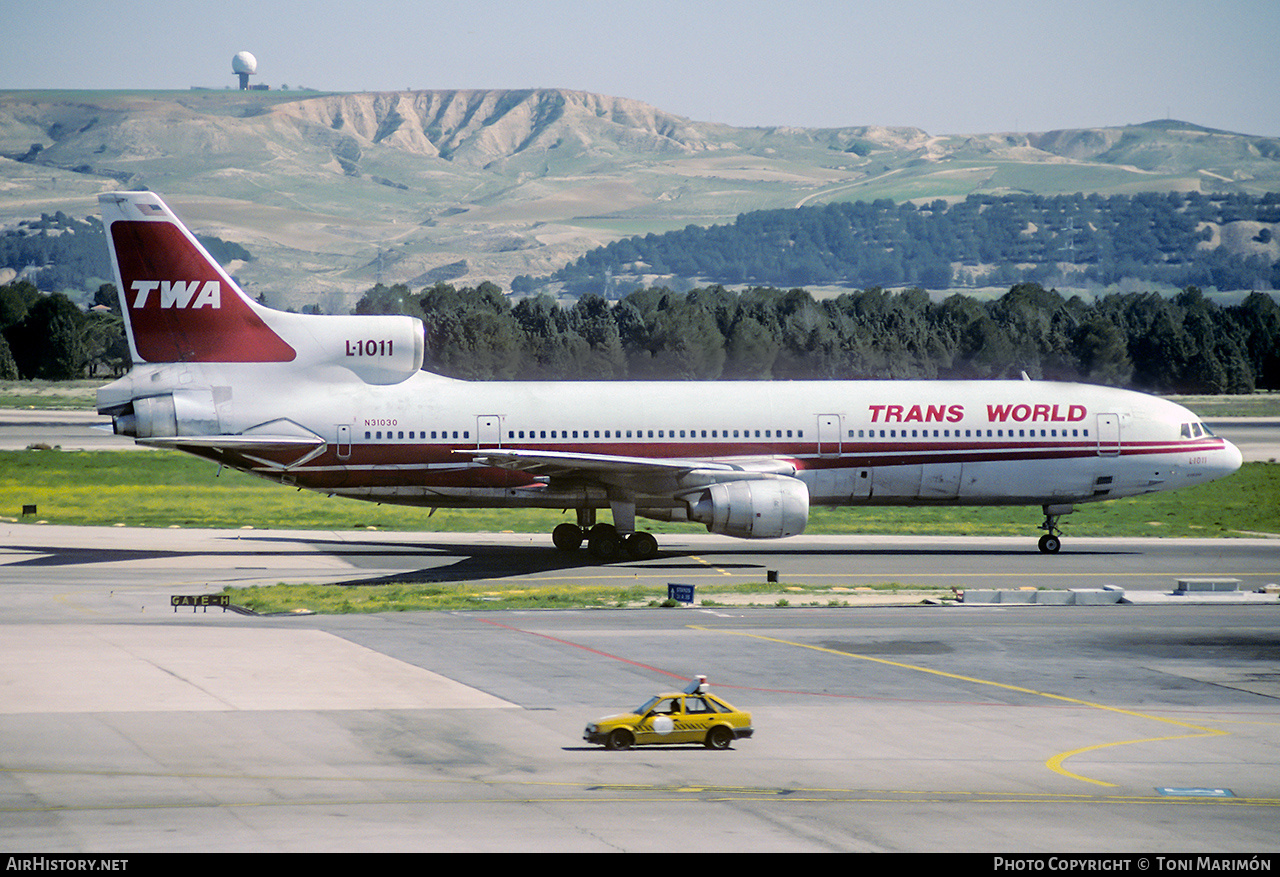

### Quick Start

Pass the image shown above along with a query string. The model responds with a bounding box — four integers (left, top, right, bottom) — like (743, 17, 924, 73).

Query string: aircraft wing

(471, 447, 797, 484)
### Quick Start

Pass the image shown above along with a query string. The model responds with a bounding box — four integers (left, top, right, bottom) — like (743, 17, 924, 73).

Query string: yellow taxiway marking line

(687, 554, 735, 576)
(692, 626, 1228, 788)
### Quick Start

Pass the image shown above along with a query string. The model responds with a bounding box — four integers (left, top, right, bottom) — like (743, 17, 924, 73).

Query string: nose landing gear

(1037, 503, 1073, 554)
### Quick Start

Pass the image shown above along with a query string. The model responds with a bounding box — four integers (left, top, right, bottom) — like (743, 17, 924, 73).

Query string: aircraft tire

(624, 532, 658, 559)
(552, 523, 584, 551)
(1038, 534, 1062, 554)
(588, 524, 621, 560)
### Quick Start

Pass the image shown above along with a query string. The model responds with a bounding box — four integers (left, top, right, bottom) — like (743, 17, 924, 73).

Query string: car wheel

(605, 729, 633, 751)
(705, 726, 732, 750)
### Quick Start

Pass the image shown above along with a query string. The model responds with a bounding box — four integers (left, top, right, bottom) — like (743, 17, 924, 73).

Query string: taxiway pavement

(1, 526, 1278, 852)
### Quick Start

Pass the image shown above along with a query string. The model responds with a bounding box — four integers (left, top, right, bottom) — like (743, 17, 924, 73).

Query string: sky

(6, 0, 1279, 137)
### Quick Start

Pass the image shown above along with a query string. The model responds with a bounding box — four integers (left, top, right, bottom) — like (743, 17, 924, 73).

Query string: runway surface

(1, 526, 1278, 852)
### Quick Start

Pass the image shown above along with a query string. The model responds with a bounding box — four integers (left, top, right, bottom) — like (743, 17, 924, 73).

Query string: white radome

(232, 51, 258, 75)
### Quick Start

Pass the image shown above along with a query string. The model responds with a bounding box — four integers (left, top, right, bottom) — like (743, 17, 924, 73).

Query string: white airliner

(95, 191, 1243, 556)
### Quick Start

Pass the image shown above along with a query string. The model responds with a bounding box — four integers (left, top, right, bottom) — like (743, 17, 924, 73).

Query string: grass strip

(222, 581, 951, 615)
(1, 450, 1275, 538)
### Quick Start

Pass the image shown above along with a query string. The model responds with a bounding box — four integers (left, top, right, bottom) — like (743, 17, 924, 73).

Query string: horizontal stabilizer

(139, 434, 325, 452)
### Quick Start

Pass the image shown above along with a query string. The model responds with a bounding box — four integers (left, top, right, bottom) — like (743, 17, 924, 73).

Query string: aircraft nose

(1219, 438, 1244, 476)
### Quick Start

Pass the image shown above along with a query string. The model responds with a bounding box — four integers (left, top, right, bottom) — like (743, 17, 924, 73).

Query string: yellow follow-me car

(584, 676, 754, 750)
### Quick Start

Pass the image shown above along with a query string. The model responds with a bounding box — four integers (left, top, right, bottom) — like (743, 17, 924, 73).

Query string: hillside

(1, 89, 1278, 309)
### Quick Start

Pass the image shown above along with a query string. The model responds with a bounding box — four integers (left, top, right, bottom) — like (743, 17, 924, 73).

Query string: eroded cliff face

(3, 88, 1277, 306)
(270, 89, 717, 164)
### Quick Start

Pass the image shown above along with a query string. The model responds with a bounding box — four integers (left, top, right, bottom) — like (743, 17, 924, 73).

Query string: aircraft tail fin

(99, 192, 297, 364)
(100, 191, 423, 384)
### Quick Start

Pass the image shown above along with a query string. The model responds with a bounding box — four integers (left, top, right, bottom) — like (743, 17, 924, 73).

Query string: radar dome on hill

(232, 51, 258, 90)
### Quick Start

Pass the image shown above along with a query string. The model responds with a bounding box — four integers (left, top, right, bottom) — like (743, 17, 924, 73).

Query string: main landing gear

(552, 522, 659, 560)
(552, 507, 659, 560)
(1037, 503, 1074, 554)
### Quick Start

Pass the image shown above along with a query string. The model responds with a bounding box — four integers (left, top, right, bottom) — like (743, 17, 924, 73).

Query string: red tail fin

(101, 193, 295, 363)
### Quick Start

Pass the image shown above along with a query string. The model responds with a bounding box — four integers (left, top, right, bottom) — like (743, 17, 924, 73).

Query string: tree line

(3, 274, 1276, 395)
(525, 191, 1280, 294)
(0, 280, 127, 380)
(358, 280, 1280, 394)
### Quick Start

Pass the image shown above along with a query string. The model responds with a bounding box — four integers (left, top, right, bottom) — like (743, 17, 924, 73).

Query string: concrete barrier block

(1071, 588, 1125, 605)
(1176, 578, 1241, 594)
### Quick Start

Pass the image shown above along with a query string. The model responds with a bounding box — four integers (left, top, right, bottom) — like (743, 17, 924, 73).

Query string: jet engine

(112, 389, 220, 438)
(683, 476, 810, 539)
(280, 312, 424, 385)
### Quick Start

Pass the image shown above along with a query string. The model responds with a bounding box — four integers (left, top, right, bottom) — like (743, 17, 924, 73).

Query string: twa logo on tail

(131, 280, 222, 309)
(102, 195, 295, 364)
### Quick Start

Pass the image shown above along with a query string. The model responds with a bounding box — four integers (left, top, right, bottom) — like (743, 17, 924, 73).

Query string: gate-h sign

(172, 594, 230, 612)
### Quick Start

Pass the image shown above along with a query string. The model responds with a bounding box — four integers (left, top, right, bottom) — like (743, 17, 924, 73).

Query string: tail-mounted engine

(110, 389, 220, 438)
(271, 311, 424, 385)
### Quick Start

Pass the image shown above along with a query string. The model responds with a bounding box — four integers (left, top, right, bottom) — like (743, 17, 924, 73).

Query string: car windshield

(636, 696, 660, 715)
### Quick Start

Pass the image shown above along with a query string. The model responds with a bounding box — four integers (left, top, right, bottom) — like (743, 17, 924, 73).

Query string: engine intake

(684, 476, 810, 539)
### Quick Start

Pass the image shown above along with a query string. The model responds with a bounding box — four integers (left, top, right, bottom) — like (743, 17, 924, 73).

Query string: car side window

(685, 697, 713, 714)
(650, 697, 680, 715)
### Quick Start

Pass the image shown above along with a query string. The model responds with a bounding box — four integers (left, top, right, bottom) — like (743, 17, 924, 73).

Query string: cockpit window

(1181, 423, 1192, 439)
